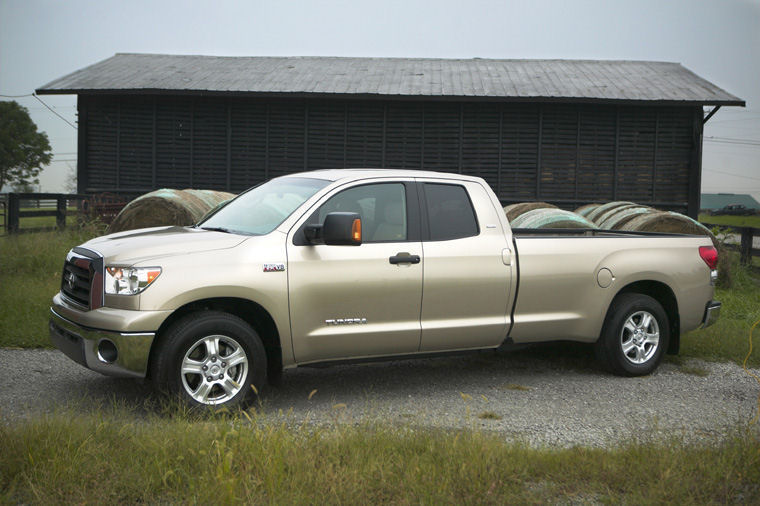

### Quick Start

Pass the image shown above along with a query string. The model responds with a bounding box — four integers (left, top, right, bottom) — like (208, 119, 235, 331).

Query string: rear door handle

(389, 253, 420, 265)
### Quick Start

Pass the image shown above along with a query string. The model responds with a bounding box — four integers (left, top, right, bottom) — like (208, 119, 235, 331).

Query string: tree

(0, 101, 52, 192)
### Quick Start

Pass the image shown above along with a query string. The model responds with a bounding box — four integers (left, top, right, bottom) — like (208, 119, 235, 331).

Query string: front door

(287, 181, 423, 363)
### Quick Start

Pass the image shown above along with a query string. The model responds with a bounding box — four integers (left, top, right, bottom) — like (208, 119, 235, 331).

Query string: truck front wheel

(595, 293, 669, 376)
(151, 311, 267, 408)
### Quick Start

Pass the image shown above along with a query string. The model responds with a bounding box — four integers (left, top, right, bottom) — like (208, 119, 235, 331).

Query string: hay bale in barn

(586, 201, 636, 225)
(510, 208, 598, 229)
(108, 189, 236, 233)
(503, 202, 557, 222)
(599, 206, 656, 230)
(574, 203, 601, 217)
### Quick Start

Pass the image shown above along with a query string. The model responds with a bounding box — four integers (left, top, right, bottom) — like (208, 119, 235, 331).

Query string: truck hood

(81, 226, 249, 265)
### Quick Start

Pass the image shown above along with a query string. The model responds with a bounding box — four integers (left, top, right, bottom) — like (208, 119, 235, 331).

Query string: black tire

(151, 311, 267, 409)
(595, 293, 669, 376)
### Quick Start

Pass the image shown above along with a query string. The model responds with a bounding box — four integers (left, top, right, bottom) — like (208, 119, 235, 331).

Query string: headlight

(105, 266, 162, 295)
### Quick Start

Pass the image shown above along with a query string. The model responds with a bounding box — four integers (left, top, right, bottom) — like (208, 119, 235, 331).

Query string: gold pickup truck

(50, 169, 721, 409)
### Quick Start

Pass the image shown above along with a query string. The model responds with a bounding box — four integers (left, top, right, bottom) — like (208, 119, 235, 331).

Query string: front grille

(60, 248, 103, 310)
(61, 256, 93, 308)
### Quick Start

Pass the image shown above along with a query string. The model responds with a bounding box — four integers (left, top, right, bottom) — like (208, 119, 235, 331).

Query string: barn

(36, 54, 744, 217)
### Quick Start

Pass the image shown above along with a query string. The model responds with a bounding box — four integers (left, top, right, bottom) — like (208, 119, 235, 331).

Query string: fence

(1, 192, 128, 234)
(700, 221, 760, 266)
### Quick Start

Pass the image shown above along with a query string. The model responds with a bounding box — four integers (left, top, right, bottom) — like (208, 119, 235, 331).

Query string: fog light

(97, 339, 118, 363)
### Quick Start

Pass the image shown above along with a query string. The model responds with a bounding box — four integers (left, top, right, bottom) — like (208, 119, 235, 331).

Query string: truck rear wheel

(151, 311, 266, 408)
(595, 293, 669, 376)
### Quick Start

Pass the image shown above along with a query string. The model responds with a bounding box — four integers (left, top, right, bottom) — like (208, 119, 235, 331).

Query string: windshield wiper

(200, 226, 234, 234)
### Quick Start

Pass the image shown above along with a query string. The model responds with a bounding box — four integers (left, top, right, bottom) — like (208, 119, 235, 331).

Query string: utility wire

(703, 168, 760, 181)
(0, 93, 34, 98)
(33, 94, 77, 130)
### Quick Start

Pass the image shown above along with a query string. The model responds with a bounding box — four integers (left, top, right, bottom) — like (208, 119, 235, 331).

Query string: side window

(313, 183, 407, 243)
(423, 183, 479, 241)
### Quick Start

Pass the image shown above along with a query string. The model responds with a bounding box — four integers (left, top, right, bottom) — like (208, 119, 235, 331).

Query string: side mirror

(323, 212, 362, 246)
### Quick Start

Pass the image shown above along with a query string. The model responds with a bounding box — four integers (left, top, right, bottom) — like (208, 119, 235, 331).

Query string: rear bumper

(49, 308, 155, 378)
(700, 301, 721, 329)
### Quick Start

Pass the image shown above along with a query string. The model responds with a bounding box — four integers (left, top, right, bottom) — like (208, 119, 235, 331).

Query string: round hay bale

(586, 201, 636, 225)
(599, 206, 655, 230)
(594, 203, 646, 228)
(503, 202, 557, 222)
(108, 188, 236, 233)
(510, 208, 598, 229)
(619, 211, 717, 245)
(574, 203, 601, 217)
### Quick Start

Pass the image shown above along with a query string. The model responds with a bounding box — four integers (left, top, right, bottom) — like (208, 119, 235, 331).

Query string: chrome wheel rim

(180, 335, 249, 405)
(620, 311, 659, 365)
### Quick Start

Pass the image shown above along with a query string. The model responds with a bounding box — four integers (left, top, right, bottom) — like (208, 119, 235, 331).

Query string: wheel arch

(610, 280, 680, 354)
(148, 297, 283, 381)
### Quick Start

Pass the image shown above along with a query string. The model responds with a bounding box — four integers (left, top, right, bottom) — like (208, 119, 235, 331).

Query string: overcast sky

(1, 0, 758, 200)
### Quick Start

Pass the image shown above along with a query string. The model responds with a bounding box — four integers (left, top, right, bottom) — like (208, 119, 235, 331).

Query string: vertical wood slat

(536, 105, 543, 199)
(226, 101, 231, 191)
(652, 109, 659, 202)
(613, 106, 619, 200)
(152, 98, 157, 188)
(77, 96, 88, 193)
(116, 99, 120, 191)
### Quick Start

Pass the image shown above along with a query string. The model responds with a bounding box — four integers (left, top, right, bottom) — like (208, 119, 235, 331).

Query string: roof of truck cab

(284, 168, 485, 183)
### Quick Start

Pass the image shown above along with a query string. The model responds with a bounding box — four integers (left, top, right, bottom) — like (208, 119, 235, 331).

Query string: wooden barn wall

(77, 95, 702, 216)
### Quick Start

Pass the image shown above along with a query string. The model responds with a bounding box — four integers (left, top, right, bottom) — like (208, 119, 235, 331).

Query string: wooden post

(740, 227, 753, 265)
(7, 193, 19, 234)
(56, 196, 66, 229)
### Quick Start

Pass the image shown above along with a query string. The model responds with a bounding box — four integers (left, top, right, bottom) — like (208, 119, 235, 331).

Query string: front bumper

(49, 308, 155, 378)
(700, 301, 721, 329)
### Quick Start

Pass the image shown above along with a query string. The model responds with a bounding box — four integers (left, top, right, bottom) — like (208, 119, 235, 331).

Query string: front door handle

(389, 253, 420, 265)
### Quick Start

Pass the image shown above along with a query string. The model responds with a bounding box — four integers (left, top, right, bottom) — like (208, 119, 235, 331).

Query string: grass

(699, 213, 760, 229)
(1, 406, 758, 504)
(680, 251, 760, 368)
(0, 223, 105, 347)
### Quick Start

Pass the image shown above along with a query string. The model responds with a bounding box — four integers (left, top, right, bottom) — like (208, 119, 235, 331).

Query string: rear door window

(423, 183, 479, 241)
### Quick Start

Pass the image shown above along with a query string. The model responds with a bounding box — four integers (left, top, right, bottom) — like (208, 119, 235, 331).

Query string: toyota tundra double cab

(50, 169, 721, 408)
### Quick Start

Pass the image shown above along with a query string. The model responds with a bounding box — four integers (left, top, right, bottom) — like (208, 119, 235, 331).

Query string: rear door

(287, 179, 424, 363)
(417, 179, 513, 351)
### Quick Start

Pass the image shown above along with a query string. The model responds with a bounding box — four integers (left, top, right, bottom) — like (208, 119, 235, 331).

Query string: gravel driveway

(2, 346, 758, 447)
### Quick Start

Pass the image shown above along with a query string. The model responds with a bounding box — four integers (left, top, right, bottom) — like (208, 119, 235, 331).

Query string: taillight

(699, 246, 718, 270)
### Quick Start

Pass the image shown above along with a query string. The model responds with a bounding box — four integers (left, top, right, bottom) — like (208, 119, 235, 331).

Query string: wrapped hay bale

(594, 203, 648, 228)
(586, 201, 636, 225)
(108, 189, 236, 233)
(574, 203, 601, 217)
(619, 211, 717, 245)
(598, 206, 656, 230)
(510, 208, 598, 229)
(503, 202, 557, 222)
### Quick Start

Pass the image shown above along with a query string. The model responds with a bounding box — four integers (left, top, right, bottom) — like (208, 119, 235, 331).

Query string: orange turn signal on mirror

(352, 219, 362, 242)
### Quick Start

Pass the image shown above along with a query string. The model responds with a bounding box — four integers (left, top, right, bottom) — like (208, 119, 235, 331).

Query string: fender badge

(263, 263, 285, 272)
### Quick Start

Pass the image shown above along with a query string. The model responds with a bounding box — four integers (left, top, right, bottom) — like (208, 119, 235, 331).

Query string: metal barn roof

(36, 54, 745, 105)
(700, 193, 760, 210)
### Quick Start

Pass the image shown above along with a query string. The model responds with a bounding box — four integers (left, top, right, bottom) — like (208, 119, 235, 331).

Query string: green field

(699, 213, 760, 229)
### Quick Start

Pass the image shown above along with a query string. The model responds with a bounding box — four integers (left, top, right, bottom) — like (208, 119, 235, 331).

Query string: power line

(0, 93, 34, 98)
(703, 168, 760, 181)
(706, 135, 760, 143)
(32, 94, 78, 130)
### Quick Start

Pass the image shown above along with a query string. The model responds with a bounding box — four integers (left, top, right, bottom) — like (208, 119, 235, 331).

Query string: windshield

(198, 177, 330, 235)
